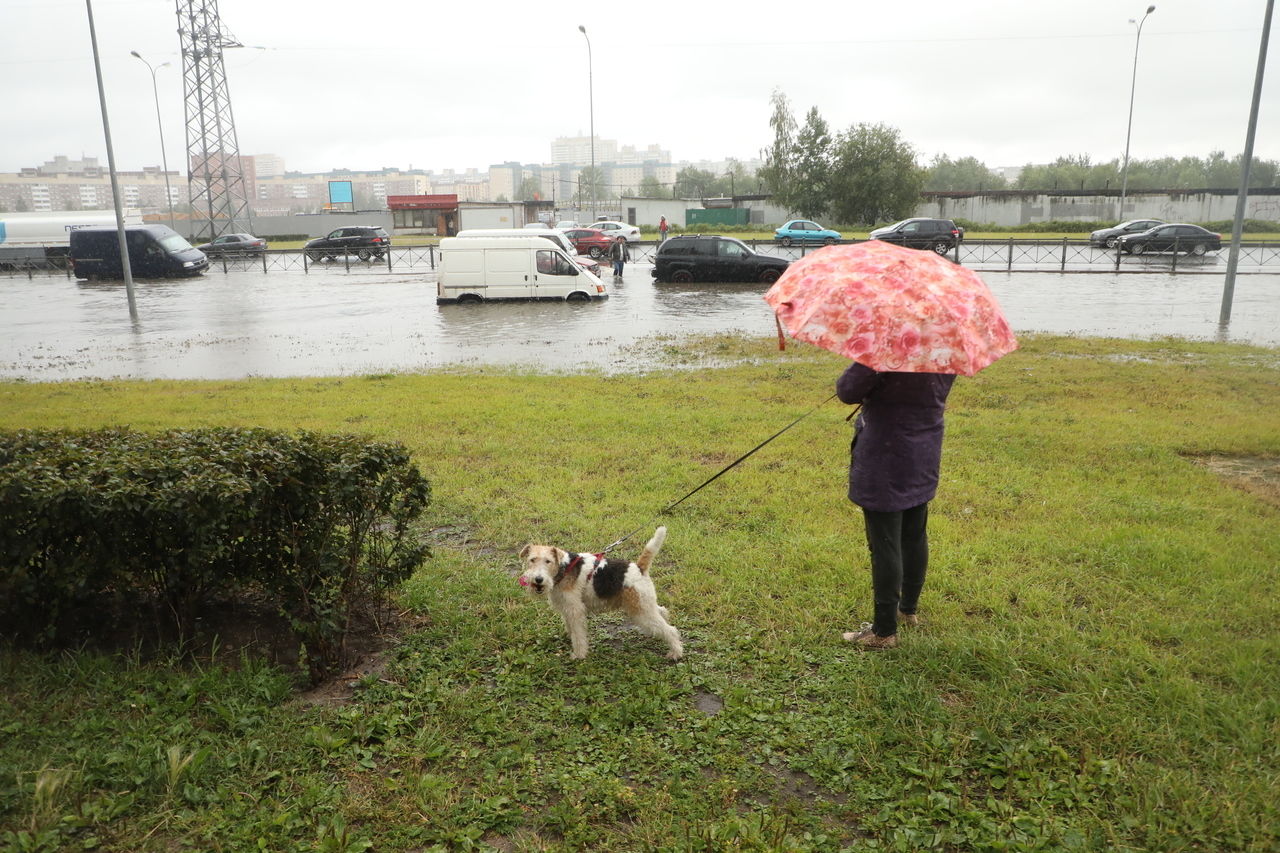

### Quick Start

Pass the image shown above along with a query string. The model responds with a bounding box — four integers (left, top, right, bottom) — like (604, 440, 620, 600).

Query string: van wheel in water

(758, 269, 781, 284)
(566, 292, 590, 302)
(671, 269, 694, 283)
(457, 294, 483, 304)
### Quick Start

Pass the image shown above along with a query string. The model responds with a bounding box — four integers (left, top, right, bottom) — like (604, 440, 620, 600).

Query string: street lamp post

(85, 0, 136, 320)
(131, 50, 176, 232)
(1119, 4, 1155, 215)
(578, 25, 596, 223)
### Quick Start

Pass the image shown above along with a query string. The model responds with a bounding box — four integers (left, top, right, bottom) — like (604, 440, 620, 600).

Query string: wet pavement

(1, 263, 1277, 381)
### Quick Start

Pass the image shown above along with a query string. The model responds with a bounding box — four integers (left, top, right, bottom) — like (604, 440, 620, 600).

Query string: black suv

(652, 235, 789, 284)
(867, 218, 964, 255)
(304, 226, 391, 262)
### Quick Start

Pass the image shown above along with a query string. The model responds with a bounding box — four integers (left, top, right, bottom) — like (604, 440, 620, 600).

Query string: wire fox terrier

(518, 527, 682, 661)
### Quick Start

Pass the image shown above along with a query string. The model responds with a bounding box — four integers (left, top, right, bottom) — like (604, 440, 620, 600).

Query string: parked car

(774, 219, 841, 247)
(588, 220, 641, 243)
(868, 218, 964, 254)
(1089, 219, 1165, 249)
(1117, 223, 1222, 256)
(523, 222, 553, 229)
(651, 235, 789, 284)
(304, 226, 391, 262)
(196, 233, 268, 256)
(562, 227, 616, 259)
(554, 220, 580, 230)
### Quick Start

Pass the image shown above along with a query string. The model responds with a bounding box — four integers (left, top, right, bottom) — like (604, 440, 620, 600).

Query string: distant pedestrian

(658, 216, 669, 242)
(610, 236, 629, 279)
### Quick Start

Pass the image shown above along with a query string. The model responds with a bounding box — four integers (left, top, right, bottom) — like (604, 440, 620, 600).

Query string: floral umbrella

(763, 240, 1018, 376)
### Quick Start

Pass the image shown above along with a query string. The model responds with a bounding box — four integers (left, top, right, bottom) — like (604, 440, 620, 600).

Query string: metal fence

(4, 239, 1280, 279)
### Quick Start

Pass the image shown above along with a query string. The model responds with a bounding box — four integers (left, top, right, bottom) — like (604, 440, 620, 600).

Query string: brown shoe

(897, 611, 920, 627)
(841, 623, 898, 650)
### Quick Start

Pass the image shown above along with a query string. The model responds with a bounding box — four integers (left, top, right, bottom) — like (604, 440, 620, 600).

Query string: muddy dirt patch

(1189, 454, 1280, 507)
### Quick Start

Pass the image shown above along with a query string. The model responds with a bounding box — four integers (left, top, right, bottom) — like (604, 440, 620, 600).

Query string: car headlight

(183, 260, 199, 267)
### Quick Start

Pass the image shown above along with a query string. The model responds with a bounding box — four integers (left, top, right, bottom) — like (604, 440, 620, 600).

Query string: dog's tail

(635, 526, 667, 574)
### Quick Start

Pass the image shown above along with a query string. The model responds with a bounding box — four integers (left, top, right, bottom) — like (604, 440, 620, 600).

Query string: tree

(577, 166, 606, 210)
(826, 123, 924, 225)
(788, 107, 834, 218)
(638, 175, 666, 198)
(1015, 155, 1118, 191)
(516, 176, 542, 201)
(758, 89, 796, 200)
(675, 166, 721, 198)
(924, 155, 1008, 192)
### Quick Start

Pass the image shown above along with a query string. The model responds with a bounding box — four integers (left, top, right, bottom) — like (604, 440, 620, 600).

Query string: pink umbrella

(764, 240, 1018, 376)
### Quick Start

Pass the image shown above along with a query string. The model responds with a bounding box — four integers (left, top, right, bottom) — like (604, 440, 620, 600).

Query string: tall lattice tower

(175, 0, 253, 242)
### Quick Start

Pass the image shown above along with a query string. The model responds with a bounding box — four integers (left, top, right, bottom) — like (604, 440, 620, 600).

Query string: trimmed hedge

(0, 428, 430, 679)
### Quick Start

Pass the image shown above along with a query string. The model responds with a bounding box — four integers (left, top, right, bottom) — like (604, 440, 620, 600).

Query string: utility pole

(86, 0, 137, 321)
(1221, 0, 1274, 328)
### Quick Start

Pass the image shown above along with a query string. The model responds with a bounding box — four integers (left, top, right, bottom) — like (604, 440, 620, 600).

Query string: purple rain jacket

(835, 363, 956, 512)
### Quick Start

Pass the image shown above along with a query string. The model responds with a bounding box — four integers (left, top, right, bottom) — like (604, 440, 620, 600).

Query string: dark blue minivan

(70, 224, 208, 279)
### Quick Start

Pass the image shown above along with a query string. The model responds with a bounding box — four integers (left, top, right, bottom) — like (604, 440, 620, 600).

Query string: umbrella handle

(774, 313, 786, 351)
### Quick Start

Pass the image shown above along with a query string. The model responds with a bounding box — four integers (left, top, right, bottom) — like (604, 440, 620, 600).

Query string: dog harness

(555, 552, 605, 584)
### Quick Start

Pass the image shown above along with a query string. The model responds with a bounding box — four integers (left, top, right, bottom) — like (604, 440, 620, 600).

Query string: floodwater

(1, 263, 1277, 381)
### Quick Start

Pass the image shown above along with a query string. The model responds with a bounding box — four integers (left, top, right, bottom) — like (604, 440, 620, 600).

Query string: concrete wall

(177, 211, 395, 241)
(620, 197, 695, 228)
(918, 188, 1280, 226)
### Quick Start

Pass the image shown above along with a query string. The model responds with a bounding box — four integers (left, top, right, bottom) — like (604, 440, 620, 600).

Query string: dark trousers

(862, 503, 929, 637)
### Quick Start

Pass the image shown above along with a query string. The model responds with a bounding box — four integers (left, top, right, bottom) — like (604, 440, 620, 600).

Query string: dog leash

(600, 392, 845, 554)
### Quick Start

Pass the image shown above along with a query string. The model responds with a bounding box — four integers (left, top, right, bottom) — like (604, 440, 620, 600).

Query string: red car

(562, 227, 615, 259)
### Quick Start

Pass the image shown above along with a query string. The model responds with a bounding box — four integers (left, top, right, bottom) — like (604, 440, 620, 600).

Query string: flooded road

(1, 264, 1277, 381)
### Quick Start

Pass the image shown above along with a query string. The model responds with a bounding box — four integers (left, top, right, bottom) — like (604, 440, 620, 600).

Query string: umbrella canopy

(764, 240, 1018, 376)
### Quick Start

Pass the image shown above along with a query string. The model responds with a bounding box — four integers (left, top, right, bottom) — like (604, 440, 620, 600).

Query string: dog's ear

(554, 547, 569, 566)
(519, 545, 532, 560)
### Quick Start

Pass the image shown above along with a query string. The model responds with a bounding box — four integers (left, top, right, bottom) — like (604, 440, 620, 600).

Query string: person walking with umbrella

(763, 240, 1018, 650)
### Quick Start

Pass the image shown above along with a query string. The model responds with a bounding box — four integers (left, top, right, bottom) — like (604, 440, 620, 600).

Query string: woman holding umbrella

(762, 240, 1018, 650)
(835, 364, 953, 649)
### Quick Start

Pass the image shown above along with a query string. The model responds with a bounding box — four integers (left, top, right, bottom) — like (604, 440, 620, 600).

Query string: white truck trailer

(0, 210, 143, 266)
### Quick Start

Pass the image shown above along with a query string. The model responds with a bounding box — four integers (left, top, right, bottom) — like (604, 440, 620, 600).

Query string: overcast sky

(1, 0, 1275, 176)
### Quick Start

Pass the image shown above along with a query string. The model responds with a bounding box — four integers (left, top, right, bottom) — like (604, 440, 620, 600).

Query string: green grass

(2, 334, 1279, 851)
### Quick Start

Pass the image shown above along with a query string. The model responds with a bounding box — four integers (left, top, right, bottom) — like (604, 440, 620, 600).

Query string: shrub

(0, 428, 430, 679)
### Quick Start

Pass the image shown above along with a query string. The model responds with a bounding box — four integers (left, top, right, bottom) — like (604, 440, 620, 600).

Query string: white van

(454, 228, 600, 275)
(436, 237, 608, 304)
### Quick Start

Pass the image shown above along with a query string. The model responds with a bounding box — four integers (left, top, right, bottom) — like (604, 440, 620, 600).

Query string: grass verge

(1, 334, 1278, 851)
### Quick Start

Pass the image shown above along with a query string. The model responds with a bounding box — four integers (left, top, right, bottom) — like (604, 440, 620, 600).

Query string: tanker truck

(0, 210, 143, 267)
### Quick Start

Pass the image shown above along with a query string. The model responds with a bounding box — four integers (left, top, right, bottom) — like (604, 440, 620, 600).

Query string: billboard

(328, 180, 354, 209)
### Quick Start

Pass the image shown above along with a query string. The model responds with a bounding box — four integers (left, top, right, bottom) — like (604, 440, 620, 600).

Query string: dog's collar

(555, 552, 604, 584)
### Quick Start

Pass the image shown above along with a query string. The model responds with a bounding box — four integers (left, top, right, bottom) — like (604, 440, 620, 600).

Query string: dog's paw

(666, 651, 683, 662)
